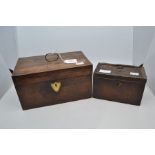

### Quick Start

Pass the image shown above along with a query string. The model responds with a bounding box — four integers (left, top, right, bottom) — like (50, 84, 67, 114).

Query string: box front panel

(15, 75, 92, 110)
(93, 77, 146, 105)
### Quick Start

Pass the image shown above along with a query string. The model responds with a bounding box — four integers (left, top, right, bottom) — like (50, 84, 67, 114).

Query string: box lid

(12, 51, 92, 77)
(94, 63, 147, 81)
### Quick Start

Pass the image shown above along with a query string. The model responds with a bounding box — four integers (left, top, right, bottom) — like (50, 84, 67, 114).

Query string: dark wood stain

(93, 63, 147, 105)
(12, 51, 93, 110)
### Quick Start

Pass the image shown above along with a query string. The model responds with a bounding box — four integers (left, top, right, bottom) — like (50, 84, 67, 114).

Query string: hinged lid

(12, 51, 92, 77)
(94, 63, 147, 81)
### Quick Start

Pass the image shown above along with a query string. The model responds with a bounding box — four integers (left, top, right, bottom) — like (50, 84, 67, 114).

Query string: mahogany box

(12, 51, 93, 110)
(93, 63, 147, 105)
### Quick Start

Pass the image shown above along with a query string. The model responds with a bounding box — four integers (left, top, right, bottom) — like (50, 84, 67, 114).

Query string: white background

(1, 0, 155, 154)
(0, 26, 155, 129)
(16, 26, 133, 65)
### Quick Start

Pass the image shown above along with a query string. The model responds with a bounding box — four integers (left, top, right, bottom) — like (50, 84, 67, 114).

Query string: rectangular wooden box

(12, 51, 93, 110)
(93, 63, 147, 105)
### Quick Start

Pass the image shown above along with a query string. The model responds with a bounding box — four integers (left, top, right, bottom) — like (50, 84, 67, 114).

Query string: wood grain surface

(12, 51, 93, 110)
(93, 63, 147, 105)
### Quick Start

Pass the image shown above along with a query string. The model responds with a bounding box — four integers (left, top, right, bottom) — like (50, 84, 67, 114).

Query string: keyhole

(55, 84, 57, 87)
(116, 82, 122, 87)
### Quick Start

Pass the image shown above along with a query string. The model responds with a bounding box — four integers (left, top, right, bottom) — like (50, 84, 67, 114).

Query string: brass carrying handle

(45, 53, 59, 62)
(139, 64, 143, 67)
(9, 69, 13, 74)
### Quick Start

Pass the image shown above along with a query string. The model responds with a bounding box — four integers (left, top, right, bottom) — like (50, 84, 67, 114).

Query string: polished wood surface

(13, 51, 92, 76)
(12, 51, 92, 110)
(93, 63, 147, 105)
(15, 75, 92, 110)
(94, 63, 147, 81)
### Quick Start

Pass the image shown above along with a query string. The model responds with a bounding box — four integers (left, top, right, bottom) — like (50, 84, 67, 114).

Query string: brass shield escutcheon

(51, 82, 61, 93)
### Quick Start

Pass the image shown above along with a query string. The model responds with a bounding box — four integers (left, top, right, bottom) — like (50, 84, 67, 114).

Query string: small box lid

(94, 63, 147, 81)
(12, 51, 92, 77)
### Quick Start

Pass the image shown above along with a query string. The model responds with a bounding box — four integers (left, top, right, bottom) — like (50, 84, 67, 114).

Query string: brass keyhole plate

(51, 82, 61, 93)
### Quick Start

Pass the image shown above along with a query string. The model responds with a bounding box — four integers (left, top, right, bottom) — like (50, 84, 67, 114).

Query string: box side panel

(93, 76, 146, 105)
(14, 75, 92, 110)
